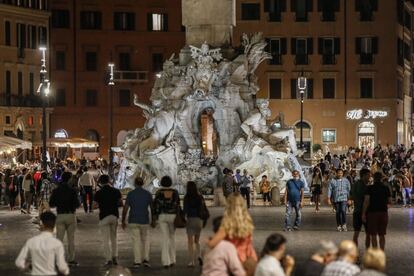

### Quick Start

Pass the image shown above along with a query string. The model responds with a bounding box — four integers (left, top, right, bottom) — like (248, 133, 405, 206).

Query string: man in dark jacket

(49, 172, 80, 266)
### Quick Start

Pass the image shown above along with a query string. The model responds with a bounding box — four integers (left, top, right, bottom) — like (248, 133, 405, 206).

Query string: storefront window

(358, 121, 375, 149)
(322, 129, 336, 143)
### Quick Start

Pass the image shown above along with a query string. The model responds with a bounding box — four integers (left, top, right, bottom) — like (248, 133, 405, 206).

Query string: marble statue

(116, 35, 308, 193)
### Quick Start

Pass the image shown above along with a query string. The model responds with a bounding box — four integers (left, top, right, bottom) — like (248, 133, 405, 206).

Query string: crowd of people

(4, 143, 411, 275)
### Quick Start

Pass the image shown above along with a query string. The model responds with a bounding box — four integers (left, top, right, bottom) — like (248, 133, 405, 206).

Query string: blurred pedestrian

(356, 248, 386, 276)
(321, 240, 360, 276)
(259, 175, 271, 206)
(78, 166, 95, 213)
(311, 167, 323, 212)
(15, 212, 69, 275)
(240, 169, 252, 208)
(153, 175, 180, 268)
(296, 241, 338, 276)
(327, 168, 351, 232)
(122, 176, 153, 268)
(49, 172, 80, 266)
(255, 233, 295, 276)
(94, 175, 123, 266)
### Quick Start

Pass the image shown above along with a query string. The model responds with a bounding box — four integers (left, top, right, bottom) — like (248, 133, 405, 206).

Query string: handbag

(199, 197, 210, 227)
(173, 206, 187, 228)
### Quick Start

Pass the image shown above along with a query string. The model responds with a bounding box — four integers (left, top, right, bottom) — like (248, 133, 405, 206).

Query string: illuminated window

(28, 116, 34, 127)
(322, 129, 336, 143)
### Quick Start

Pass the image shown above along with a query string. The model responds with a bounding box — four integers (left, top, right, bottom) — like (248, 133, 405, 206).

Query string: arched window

(86, 129, 99, 142)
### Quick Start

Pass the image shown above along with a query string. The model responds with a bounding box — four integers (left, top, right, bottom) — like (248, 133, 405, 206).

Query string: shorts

(367, 212, 388, 235)
(353, 212, 365, 232)
(186, 217, 202, 236)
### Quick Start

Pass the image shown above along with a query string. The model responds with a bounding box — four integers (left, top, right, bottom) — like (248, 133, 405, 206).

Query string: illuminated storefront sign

(54, 129, 68, 139)
(346, 109, 388, 120)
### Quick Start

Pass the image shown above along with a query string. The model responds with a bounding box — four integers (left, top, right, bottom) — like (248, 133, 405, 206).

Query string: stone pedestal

(182, 0, 235, 47)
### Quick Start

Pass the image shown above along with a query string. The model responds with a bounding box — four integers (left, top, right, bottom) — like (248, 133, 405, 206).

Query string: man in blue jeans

(328, 168, 351, 232)
(284, 170, 304, 231)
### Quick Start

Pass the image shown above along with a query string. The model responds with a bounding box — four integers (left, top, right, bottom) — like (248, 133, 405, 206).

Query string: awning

(0, 136, 32, 153)
(47, 138, 99, 148)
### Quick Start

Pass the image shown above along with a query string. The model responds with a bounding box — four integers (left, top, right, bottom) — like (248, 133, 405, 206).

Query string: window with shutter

(114, 12, 135, 31)
(320, 38, 335, 65)
(52, 10, 70, 28)
(85, 52, 97, 71)
(149, 13, 168, 31)
(358, 0, 377, 21)
(80, 11, 102, 29)
(119, 89, 131, 107)
(86, 90, 98, 106)
(294, 0, 309, 21)
(269, 38, 282, 64)
(5, 21, 11, 46)
(56, 89, 66, 106)
(119, 53, 130, 70)
(295, 38, 309, 65)
(152, 53, 164, 72)
(18, 72, 23, 97)
(265, 0, 286, 21)
(357, 37, 376, 64)
(55, 51, 66, 70)
(323, 78, 335, 98)
(241, 3, 261, 20)
(360, 78, 373, 98)
(318, 0, 338, 21)
(269, 79, 282, 99)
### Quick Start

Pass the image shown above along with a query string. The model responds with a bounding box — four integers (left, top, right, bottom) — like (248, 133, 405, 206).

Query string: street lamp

(108, 63, 115, 176)
(38, 46, 50, 170)
(297, 72, 307, 151)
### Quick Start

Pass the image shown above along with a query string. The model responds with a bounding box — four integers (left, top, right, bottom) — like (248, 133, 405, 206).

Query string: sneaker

(187, 262, 195, 267)
(293, 226, 299, 231)
(342, 225, 348, 232)
(198, 257, 203, 266)
(133, 263, 141, 268)
(112, 258, 118, 265)
(337, 226, 343, 232)
(143, 260, 151, 267)
(104, 261, 113, 267)
(283, 228, 292, 232)
(68, 261, 79, 267)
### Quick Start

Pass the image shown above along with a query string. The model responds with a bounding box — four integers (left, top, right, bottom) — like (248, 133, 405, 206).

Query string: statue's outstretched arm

(133, 94, 153, 114)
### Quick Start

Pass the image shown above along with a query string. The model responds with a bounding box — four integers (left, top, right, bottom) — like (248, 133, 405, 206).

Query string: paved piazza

(1, 206, 413, 276)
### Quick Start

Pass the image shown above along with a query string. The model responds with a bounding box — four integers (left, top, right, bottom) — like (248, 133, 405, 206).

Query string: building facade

(233, 0, 414, 156)
(49, 0, 185, 157)
(0, 0, 51, 159)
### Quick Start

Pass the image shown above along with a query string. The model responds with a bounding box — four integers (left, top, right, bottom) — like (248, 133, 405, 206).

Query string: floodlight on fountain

(156, 72, 162, 78)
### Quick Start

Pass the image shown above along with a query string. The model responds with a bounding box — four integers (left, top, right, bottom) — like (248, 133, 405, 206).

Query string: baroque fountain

(115, 0, 307, 193)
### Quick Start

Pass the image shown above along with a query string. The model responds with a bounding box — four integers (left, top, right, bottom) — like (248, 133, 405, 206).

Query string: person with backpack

(284, 170, 305, 231)
(183, 181, 209, 267)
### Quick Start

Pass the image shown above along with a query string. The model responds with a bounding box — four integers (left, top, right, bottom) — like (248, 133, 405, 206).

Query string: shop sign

(54, 129, 68, 139)
(346, 109, 388, 120)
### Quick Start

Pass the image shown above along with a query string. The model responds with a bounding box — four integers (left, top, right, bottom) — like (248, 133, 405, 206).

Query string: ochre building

(233, 0, 414, 157)
(49, 0, 185, 157)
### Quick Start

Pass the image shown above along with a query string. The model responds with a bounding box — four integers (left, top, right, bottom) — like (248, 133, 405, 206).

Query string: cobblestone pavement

(1, 205, 413, 275)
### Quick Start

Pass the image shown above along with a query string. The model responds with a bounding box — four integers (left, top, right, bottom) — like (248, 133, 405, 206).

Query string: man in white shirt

(78, 166, 95, 213)
(15, 211, 69, 276)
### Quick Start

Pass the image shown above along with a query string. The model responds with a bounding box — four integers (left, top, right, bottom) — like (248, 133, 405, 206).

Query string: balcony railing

(294, 54, 309, 65)
(0, 94, 45, 107)
(322, 54, 336, 65)
(114, 71, 149, 83)
(269, 55, 282, 65)
(359, 53, 374, 65)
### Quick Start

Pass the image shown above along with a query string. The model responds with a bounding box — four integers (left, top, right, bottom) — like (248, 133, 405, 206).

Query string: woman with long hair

(183, 181, 204, 267)
(153, 175, 180, 268)
(208, 193, 257, 275)
(311, 167, 323, 212)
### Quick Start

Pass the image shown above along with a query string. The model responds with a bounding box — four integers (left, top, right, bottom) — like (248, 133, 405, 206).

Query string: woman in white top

(22, 172, 33, 214)
(255, 234, 294, 276)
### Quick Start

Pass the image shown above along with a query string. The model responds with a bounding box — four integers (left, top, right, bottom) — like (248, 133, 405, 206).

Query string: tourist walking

(183, 181, 206, 267)
(49, 172, 80, 266)
(321, 240, 360, 276)
(202, 216, 245, 276)
(296, 241, 338, 276)
(78, 166, 95, 213)
(94, 175, 123, 266)
(5, 169, 18, 211)
(401, 166, 412, 207)
(234, 169, 242, 192)
(153, 175, 180, 268)
(208, 193, 257, 275)
(259, 175, 271, 206)
(327, 168, 351, 232)
(223, 168, 235, 198)
(310, 167, 323, 212)
(15, 212, 69, 275)
(38, 172, 54, 214)
(255, 233, 295, 276)
(240, 169, 252, 208)
(22, 171, 33, 214)
(350, 168, 371, 248)
(121, 176, 153, 268)
(362, 172, 392, 250)
(284, 170, 304, 231)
